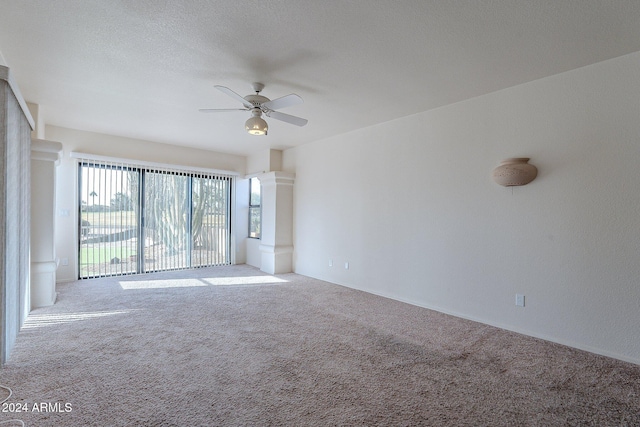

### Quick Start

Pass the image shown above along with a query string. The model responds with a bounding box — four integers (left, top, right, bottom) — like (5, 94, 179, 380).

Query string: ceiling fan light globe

(245, 116, 268, 136)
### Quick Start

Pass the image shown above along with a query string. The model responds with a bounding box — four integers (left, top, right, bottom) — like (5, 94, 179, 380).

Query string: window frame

(248, 177, 261, 239)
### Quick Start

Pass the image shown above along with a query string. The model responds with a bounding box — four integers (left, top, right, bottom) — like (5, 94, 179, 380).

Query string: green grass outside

(81, 211, 137, 227)
(80, 246, 135, 266)
(81, 211, 226, 227)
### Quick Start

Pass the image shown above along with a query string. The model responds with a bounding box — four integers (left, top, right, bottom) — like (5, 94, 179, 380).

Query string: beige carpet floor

(0, 264, 638, 426)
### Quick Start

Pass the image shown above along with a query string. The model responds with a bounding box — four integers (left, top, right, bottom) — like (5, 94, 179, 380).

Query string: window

(249, 177, 261, 239)
(78, 160, 232, 278)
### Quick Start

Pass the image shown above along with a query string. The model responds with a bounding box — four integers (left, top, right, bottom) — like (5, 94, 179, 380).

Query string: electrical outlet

(328, 259, 333, 267)
(344, 262, 349, 270)
(515, 294, 525, 307)
(61, 258, 69, 266)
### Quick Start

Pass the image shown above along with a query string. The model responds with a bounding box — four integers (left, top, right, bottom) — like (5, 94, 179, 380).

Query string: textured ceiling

(1, 0, 640, 156)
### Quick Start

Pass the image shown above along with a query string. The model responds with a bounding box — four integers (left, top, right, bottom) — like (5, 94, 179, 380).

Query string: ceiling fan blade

(262, 93, 303, 111)
(265, 110, 308, 127)
(199, 108, 248, 113)
(214, 85, 253, 109)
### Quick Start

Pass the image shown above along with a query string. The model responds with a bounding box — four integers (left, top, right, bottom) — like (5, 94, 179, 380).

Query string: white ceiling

(1, 0, 640, 157)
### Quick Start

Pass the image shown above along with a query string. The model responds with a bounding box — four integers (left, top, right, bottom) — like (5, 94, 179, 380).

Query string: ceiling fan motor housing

(244, 94, 270, 108)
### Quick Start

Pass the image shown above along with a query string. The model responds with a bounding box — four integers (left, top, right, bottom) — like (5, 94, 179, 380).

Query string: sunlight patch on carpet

(119, 275, 289, 290)
(23, 310, 134, 329)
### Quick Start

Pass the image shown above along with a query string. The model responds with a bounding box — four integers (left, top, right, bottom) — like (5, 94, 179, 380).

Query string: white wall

(47, 125, 247, 282)
(283, 51, 640, 364)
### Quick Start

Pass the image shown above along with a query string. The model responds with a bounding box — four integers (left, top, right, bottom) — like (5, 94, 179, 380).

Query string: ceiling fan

(199, 82, 308, 136)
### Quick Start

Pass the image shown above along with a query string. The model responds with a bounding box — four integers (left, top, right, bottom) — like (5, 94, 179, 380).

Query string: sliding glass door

(191, 175, 230, 268)
(79, 162, 139, 278)
(143, 170, 190, 272)
(78, 161, 231, 279)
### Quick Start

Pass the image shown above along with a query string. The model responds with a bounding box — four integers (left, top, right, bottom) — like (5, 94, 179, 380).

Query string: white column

(259, 171, 295, 274)
(31, 139, 63, 308)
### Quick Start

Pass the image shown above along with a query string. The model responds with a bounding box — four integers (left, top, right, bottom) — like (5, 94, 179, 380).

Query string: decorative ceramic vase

(492, 158, 538, 187)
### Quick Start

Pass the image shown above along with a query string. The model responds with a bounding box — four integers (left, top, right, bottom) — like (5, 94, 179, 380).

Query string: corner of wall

(269, 149, 283, 171)
(246, 148, 283, 176)
(27, 102, 46, 139)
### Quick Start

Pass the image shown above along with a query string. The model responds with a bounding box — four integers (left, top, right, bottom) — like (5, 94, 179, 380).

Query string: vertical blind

(78, 158, 232, 279)
(1, 75, 32, 364)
